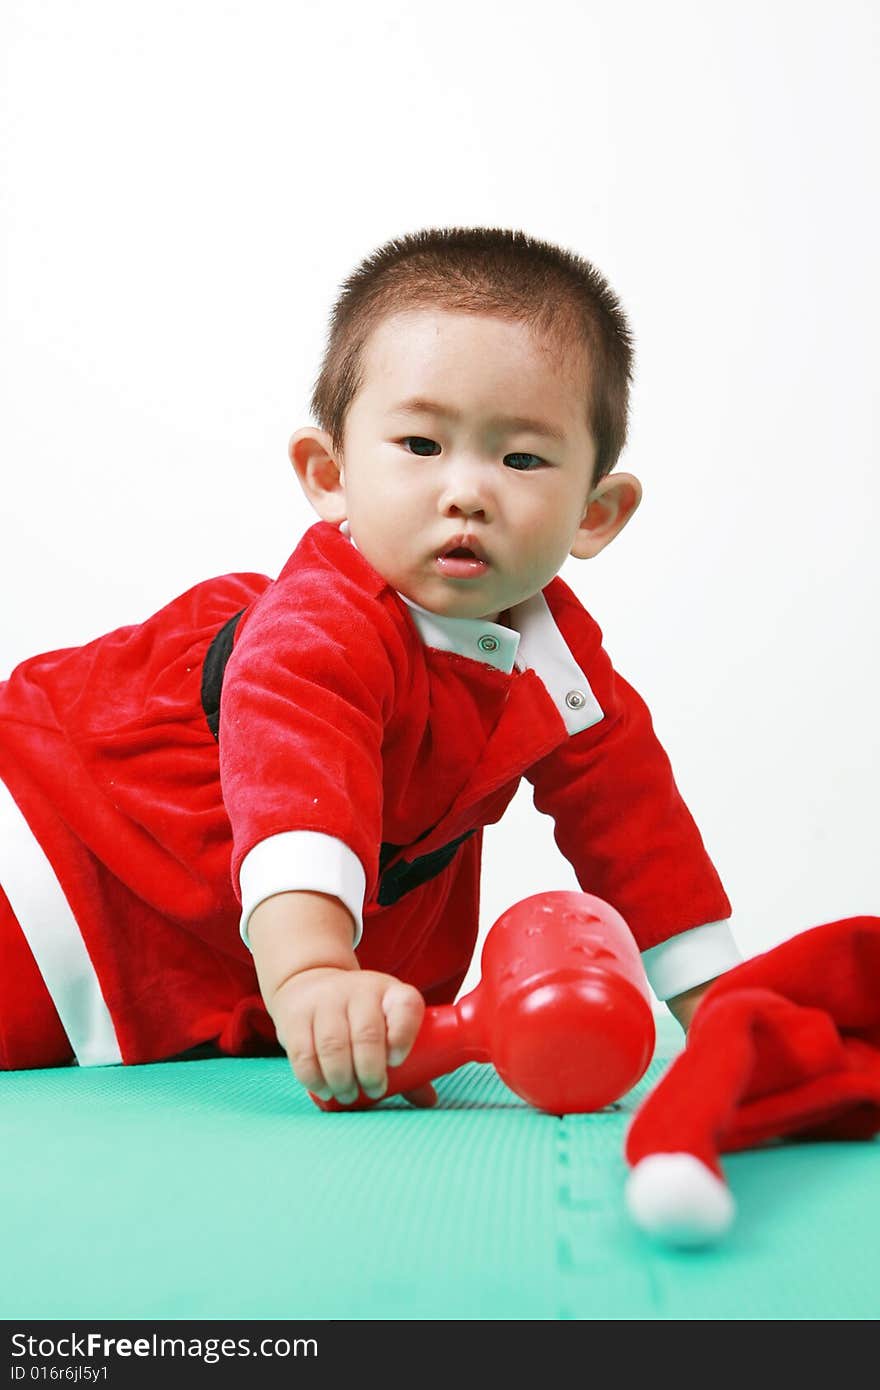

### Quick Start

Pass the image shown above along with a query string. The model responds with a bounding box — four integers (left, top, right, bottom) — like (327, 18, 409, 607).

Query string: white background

(2, 0, 877, 1000)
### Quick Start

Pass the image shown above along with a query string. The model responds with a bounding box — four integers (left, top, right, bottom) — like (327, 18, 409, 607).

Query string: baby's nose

(444, 496, 488, 520)
(438, 466, 492, 519)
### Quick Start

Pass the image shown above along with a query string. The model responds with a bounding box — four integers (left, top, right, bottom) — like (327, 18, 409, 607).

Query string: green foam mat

(2, 1016, 877, 1319)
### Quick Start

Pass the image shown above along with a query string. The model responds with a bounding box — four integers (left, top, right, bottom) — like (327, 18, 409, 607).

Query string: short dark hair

(309, 226, 635, 488)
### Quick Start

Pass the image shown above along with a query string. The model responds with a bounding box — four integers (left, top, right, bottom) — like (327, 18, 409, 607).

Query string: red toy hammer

(310, 890, 656, 1114)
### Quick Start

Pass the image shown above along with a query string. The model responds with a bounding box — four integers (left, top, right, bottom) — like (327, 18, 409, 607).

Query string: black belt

(200, 611, 475, 907)
(376, 829, 476, 907)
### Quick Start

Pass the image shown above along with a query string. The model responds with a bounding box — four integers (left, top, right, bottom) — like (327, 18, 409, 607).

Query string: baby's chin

(395, 579, 499, 623)
(413, 593, 495, 621)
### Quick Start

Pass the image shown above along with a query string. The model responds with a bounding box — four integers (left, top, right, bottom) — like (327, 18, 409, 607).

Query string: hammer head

(480, 891, 656, 1113)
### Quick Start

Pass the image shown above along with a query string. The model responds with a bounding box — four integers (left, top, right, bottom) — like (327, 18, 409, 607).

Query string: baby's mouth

(436, 538, 491, 578)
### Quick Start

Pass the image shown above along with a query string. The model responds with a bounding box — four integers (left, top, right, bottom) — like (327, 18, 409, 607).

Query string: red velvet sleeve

(524, 592, 731, 953)
(217, 566, 398, 907)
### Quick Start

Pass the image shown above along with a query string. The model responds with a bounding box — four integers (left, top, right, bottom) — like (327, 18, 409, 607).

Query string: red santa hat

(624, 915, 880, 1246)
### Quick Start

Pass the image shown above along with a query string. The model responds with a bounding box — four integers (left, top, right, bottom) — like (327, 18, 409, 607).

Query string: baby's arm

(214, 552, 435, 1102)
(248, 890, 435, 1106)
(524, 588, 739, 1023)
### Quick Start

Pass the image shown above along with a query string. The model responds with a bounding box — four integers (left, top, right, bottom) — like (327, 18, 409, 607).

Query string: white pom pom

(625, 1153, 735, 1247)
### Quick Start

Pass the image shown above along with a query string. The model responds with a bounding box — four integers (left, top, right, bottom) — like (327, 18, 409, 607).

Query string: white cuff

(238, 831, 366, 952)
(640, 919, 742, 1000)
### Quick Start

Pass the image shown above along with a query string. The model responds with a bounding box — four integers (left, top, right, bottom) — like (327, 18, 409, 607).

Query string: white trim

(640, 919, 742, 1000)
(0, 774, 122, 1066)
(625, 1154, 735, 1246)
(239, 831, 366, 951)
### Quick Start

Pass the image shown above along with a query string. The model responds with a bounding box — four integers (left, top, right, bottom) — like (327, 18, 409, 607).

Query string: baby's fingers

(312, 999, 357, 1103)
(281, 1012, 333, 1100)
(346, 991, 393, 1100)
(382, 981, 426, 1068)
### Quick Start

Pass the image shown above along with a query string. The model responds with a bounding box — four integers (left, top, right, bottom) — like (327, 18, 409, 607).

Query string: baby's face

(336, 309, 598, 623)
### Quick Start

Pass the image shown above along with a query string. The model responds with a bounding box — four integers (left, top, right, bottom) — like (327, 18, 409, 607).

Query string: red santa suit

(0, 520, 739, 1069)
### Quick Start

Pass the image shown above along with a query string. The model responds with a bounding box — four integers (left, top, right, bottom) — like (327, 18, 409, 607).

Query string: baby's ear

(570, 472, 642, 560)
(288, 428, 347, 523)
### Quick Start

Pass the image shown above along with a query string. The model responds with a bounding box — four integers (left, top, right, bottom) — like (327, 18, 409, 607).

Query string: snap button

(478, 634, 499, 653)
(565, 690, 587, 710)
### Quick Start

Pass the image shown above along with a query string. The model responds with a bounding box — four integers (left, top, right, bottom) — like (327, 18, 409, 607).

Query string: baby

(0, 226, 741, 1104)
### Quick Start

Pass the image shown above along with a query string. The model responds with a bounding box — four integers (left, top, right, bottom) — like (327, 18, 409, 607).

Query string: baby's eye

(504, 453, 545, 471)
(398, 438, 546, 470)
(399, 436, 441, 456)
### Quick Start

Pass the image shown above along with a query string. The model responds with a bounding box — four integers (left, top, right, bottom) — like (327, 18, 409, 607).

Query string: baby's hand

(269, 966, 437, 1107)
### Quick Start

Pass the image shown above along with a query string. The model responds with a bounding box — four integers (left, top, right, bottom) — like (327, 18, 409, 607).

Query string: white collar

(337, 519, 604, 735)
(395, 591, 522, 675)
